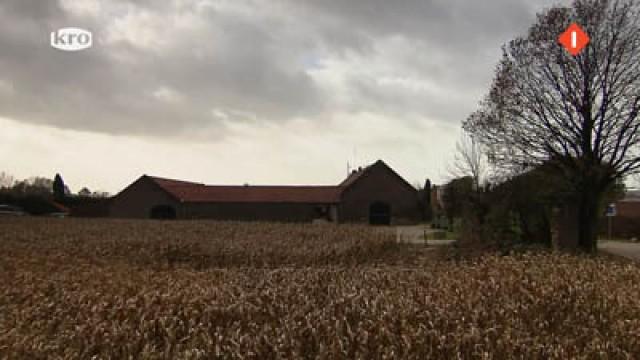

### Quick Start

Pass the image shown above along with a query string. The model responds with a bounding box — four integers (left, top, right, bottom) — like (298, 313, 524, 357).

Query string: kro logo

(50, 27, 93, 51)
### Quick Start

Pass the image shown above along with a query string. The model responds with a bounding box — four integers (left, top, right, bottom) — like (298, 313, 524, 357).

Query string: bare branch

(449, 132, 489, 189)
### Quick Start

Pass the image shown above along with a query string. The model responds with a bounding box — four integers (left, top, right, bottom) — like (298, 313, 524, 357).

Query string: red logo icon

(558, 23, 589, 56)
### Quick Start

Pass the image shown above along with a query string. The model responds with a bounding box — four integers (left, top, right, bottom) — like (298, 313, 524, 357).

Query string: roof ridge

(200, 184, 340, 188)
(147, 175, 204, 186)
(147, 175, 340, 189)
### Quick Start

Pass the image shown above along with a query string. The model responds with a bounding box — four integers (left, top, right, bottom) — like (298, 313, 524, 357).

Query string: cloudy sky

(0, 0, 568, 194)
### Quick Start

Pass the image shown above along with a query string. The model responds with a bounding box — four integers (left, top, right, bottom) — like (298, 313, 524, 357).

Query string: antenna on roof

(347, 161, 351, 177)
(353, 147, 358, 170)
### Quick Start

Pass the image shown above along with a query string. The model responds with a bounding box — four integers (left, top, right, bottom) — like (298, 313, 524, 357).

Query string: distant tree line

(0, 172, 110, 215)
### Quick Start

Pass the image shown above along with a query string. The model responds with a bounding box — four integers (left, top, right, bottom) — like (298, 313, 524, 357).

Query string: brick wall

(617, 201, 640, 218)
(598, 201, 640, 239)
(183, 202, 335, 222)
(551, 205, 579, 251)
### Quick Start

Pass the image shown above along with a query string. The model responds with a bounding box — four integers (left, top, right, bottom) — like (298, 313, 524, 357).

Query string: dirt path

(394, 225, 456, 245)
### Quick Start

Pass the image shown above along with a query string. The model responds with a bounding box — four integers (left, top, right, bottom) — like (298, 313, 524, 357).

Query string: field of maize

(1, 218, 640, 359)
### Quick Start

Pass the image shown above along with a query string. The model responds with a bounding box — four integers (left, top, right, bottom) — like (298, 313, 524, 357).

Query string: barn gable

(338, 160, 420, 224)
(339, 160, 416, 193)
(110, 175, 181, 219)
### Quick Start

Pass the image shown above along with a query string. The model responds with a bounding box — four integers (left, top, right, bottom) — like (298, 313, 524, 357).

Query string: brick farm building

(109, 160, 421, 225)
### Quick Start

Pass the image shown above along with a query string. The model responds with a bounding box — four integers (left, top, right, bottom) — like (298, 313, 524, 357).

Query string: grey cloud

(1, 0, 63, 21)
(284, 0, 571, 124)
(0, 0, 323, 137)
(0, 0, 570, 138)
(283, 0, 536, 56)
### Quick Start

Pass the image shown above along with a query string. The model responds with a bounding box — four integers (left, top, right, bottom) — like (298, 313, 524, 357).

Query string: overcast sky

(0, 0, 569, 194)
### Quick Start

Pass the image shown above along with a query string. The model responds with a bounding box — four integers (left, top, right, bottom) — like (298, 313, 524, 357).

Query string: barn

(109, 160, 421, 224)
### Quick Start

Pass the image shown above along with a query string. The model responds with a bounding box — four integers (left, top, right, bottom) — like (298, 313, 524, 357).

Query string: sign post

(605, 203, 617, 240)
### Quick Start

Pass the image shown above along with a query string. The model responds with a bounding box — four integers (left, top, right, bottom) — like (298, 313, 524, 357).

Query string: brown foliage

(0, 218, 401, 269)
(1, 218, 640, 358)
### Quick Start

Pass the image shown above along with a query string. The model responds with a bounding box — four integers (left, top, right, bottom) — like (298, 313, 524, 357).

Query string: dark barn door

(369, 202, 391, 225)
(150, 205, 177, 219)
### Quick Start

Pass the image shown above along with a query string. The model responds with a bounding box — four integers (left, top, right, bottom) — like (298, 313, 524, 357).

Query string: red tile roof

(141, 160, 413, 204)
(149, 176, 342, 203)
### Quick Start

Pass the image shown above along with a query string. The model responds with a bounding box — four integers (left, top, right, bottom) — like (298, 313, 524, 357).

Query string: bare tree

(0, 171, 15, 189)
(449, 132, 488, 189)
(464, 0, 640, 252)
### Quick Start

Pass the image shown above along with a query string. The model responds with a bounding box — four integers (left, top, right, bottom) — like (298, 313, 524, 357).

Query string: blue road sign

(606, 203, 617, 217)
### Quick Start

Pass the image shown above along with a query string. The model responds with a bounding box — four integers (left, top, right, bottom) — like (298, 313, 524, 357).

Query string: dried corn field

(1, 218, 640, 359)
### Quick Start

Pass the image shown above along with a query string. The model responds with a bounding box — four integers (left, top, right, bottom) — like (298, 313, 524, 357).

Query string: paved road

(599, 241, 640, 261)
(394, 227, 640, 256)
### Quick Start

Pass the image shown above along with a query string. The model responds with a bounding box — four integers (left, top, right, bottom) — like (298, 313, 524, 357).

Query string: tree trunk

(576, 184, 602, 253)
